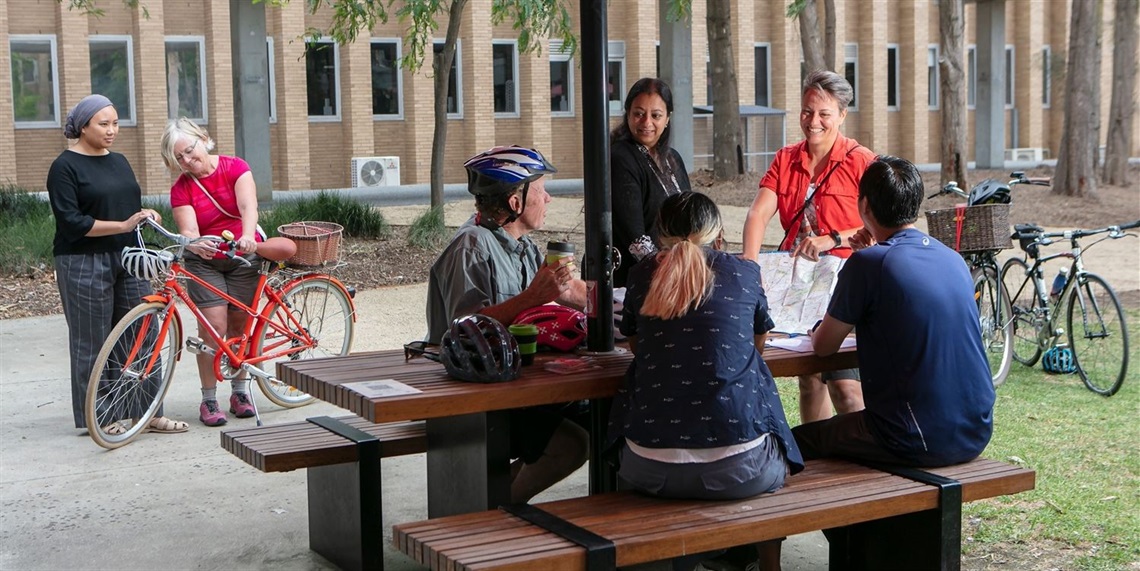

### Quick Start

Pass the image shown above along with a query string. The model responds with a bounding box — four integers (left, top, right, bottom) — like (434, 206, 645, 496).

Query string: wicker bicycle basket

(277, 221, 343, 267)
(924, 203, 1012, 252)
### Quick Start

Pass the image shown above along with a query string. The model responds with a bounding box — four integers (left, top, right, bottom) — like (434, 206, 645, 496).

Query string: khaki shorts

(184, 255, 261, 309)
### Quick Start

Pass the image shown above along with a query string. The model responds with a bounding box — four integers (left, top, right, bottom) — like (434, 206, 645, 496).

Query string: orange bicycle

(85, 217, 356, 449)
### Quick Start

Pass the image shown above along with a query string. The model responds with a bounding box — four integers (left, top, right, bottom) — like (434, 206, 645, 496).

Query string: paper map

(343, 379, 422, 399)
(757, 253, 845, 334)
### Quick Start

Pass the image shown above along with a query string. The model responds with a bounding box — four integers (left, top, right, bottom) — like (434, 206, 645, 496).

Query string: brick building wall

(2, 0, 1135, 193)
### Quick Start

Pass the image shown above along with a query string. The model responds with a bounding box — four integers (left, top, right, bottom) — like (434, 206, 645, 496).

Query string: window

(165, 36, 207, 122)
(550, 40, 574, 116)
(90, 36, 135, 125)
(432, 41, 463, 118)
(1004, 45, 1015, 108)
(266, 37, 277, 123)
(754, 43, 771, 107)
(1041, 45, 1051, 108)
(371, 39, 401, 118)
(927, 45, 940, 110)
(492, 41, 519, 116)
(844, 43, 859, 110)
(886, 44, 900, 110)
(305, 39, 340, 120)
(10, 35, 60, 128)
(608, 41, 626, 115)
(967, 45, 976, 109)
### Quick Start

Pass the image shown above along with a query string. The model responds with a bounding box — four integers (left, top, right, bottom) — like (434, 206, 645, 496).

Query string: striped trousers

(55, 253, 156, 428)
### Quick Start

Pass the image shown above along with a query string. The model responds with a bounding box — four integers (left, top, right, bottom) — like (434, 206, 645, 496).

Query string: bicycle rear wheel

(1001, 258, 1044, 367)
(973, 266, 1013, 387)
(254, 275, 355, 407)
(85, 302, 181, 449)
(1066, 273, 1128, 396)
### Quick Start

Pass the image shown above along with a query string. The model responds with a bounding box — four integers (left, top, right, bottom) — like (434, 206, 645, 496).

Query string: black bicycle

(1000, 220, 1138, 396)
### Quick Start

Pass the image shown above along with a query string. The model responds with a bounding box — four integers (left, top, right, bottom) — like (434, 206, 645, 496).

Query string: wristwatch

(829, 229, 843, 248)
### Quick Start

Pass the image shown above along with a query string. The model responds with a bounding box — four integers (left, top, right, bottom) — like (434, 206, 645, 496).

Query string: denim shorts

(618, 435, 788, 501)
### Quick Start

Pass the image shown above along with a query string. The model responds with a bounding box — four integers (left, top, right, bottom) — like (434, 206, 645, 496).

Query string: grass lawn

(777, 306, 1139, 570)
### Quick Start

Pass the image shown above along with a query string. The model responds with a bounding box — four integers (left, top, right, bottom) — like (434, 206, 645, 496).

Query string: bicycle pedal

(346, 285, 356, 299)
(185, 337, 213, 355)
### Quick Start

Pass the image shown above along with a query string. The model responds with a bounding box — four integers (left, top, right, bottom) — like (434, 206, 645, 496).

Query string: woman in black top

(610, 77, 691, 288)
(47, 94, 186, 435)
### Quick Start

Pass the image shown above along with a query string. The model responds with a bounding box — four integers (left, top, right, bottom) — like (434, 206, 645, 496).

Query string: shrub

(408, 206, 448, 249)
(264, 191, 390, 239)
(0, 185, 54, 274)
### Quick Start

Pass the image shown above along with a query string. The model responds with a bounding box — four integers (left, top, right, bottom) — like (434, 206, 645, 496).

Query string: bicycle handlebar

(1011, 219, 1140, 245)
(138, 217, 252, 267)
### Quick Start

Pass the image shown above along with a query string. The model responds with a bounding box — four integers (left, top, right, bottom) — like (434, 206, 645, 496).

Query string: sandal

(103, 422, 128, 436)
(146, 416, 189, 434)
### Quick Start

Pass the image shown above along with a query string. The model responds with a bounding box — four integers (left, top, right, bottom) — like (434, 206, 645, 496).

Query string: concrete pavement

(2, 194, 1135, 570)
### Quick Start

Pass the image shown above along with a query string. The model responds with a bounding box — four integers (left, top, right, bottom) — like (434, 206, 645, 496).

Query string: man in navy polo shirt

(793, 155, 995, 467)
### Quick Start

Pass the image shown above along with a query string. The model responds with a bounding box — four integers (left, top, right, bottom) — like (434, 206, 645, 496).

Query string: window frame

(164, 35, 208, 124)
(10, 34, 61, 129)
(304, 38, 341, 122)
(1004, 44, 1015, 109)
(89, 35, 136, 126)
(370, 38, 403, 120)
(550, 40, 574, 117)
(492, 40, 520, 118)
(433, 40, 464, 119)
(754, 42, 771, 107)
(266, 37, 277, 124)
(886, 44, 900, 111)
(1041, 45, 1051, 109)
(927, 44, 940, 110)
(844, 43, 859, 111)
(967, 44, 977, 110)
(608, 40, 626, 116)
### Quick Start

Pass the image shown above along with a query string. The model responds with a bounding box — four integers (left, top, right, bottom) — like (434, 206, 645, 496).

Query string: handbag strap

(190, 175, 241, 220)
(779, 143, 862, 250)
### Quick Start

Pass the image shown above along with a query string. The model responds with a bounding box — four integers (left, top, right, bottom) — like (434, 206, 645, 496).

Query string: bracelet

(809, 319, 823, 334)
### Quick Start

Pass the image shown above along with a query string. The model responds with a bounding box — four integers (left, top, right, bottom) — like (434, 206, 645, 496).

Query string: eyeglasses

(403, 341, 442, 363)
(176, 140, 199, 163)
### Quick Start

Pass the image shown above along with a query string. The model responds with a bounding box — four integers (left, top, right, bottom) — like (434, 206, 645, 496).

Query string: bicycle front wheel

(85, 302, 182, 449)
(973, 266, 1013, 387)
(253, 275, 355, 407)
(1066, 273, 1129, 396)
(1001, 258, 1044, 367)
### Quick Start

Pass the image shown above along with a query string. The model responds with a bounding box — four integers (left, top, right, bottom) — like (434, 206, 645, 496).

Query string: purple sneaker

(229, 392, 256, 418)
(199, 399, 228, 426)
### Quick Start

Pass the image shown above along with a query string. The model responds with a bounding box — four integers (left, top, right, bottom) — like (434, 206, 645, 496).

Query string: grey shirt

(425, 215, 542, 344)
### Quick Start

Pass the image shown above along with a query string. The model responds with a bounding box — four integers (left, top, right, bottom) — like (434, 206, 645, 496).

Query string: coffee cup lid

(547, 241, 574, 253)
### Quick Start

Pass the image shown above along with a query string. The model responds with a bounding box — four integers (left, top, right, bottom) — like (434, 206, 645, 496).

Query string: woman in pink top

(160, 118, 262, 427)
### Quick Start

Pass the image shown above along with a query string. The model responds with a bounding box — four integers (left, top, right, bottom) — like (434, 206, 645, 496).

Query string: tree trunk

(1104, 0, 1137, 186)
(797, 0, 826, 73)
(708, 0, 741, 179)
(431, 0, 467, 209)
(1054, 0, 1100, 198)
(939, 0, 968, 189)
(823, 0, 836, 71)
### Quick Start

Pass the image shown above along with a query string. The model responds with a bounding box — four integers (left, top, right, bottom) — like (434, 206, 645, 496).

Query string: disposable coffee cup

(546, 242, 575, 266)
(508, 324, 539, 366)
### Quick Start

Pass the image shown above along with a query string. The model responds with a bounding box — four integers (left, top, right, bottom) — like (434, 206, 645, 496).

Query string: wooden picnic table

(279, 340, 857, 517)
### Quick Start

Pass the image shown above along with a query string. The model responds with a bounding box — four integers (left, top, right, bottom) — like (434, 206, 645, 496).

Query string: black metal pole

(580, 0, 614, 353)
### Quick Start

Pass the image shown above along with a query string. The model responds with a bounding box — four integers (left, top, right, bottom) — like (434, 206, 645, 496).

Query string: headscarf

(63, 94, 114, 139)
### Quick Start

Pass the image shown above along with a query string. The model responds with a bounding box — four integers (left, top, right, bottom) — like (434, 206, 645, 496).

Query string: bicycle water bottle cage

(1013, 223, 1045, 258)
(967, 179, 1012, 206)
(1042, 346, 1076, 374)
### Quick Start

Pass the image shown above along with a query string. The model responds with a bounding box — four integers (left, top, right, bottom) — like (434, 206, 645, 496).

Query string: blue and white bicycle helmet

(967, 178, 1012, 206)
(440, 314, 521, 383)
(464, 145, 557, 223)
(1042, 346, 1076, 374)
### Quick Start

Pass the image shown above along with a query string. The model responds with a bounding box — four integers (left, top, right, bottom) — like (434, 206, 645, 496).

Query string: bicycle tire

(1001, 258, 1044, 367)
(973, 266, 1013, 387)
(253, 275, 355, 407)
(1066, 273, 1129, 396)
(85, 302, 181, 449)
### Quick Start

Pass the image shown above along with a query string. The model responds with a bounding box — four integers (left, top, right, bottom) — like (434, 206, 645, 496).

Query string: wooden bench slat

(393, 457, 1036, 570)
(221, 416, 428, 473)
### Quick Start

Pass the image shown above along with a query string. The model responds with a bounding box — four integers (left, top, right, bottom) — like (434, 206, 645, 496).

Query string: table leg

(426, 411, 512, 517)
(589, 397, 617, 494)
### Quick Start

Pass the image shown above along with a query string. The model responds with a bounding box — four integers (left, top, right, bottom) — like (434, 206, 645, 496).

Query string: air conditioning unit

(1004, 148, 1049, 162)
(351, 156, 400, 188)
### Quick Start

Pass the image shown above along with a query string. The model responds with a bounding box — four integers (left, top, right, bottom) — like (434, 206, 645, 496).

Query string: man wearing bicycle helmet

(425, 145, 588, 503)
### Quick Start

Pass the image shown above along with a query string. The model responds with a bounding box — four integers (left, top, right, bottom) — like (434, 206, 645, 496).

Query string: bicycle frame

(1004, 245, 1077, 350)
